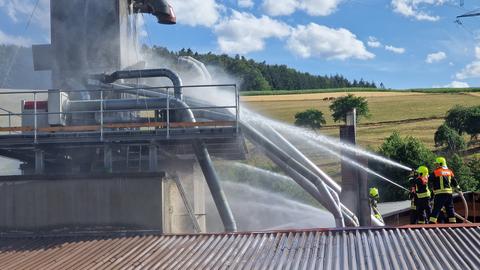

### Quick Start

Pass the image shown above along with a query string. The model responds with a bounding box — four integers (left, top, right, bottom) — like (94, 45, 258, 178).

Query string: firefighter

(408, 170, 418, 224)
(429, 157, 461, 224)
(411, 166, 431, 224)
(369, 187, 383, 222)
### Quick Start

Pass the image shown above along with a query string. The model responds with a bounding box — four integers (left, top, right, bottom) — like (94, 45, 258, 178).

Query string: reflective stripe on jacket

(430, 167, 458, 194)
(413, 176, 431, 198)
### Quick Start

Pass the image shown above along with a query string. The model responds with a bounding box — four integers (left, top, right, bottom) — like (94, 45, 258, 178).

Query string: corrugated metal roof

(0, 224, 478, 269)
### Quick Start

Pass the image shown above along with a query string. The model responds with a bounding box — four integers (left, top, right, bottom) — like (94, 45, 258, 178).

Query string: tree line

(143, 46, 379, 92)
(0, 44, 380, 92)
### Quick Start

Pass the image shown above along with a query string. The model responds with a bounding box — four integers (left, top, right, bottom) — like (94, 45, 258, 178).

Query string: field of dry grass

(242, 92, 480, 149)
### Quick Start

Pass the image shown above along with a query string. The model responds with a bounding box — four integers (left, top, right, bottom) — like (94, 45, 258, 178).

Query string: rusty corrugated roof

(0, 224, 478, 269)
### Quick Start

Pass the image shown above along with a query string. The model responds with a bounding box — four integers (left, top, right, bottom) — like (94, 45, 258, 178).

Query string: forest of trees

(0, 44, 378, 92)
(143, 46, 378, 91)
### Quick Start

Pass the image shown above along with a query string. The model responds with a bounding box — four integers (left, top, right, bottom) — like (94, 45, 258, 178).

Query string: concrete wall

(162, 161, 206, 234)
(0, 173, 164, 232)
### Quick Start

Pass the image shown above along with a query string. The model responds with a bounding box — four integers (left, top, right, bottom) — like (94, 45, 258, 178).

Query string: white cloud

(367, 36, 382, 48)
(286, 23, 374, 60)
(444, 81, 469, 88)
(169, 0, 222, 27)
(214, 11, 290, 54)
(456, 61, 480, 79)
(300, 0, 342, 16)
(262, 0, 342, 17)
(0, 29, 31, 46)
(0, 0, 50, 30)
(384, 45, 405, 54)
(455, 45, 480, 79)
(475, 46, 480, 59)
(238, 0, 254, 8)
(262, 0, 297, 16)
(425, 51, 446, 63)
(391, 0, 445, 22)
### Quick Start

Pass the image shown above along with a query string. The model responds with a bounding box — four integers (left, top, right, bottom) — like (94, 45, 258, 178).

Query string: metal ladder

(126, 145, 143, 171)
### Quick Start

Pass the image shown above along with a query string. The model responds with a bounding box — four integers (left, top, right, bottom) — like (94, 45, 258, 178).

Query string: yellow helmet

(369, 187, 379, 198)
(435, 157, 447, 167)
(416, 166, 429, 177)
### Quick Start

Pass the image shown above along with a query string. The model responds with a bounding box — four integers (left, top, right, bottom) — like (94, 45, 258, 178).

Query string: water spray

(241, 110, 413, 172)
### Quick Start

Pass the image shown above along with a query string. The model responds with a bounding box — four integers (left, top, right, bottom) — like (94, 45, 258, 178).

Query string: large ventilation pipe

(261, 125, 382, 226)
(178, 56, 213, 83)
(94, 68, 184, 99)
(178, 56, 209, 83)
(265, 151, 356, 226)
(241, 122, 346, 227)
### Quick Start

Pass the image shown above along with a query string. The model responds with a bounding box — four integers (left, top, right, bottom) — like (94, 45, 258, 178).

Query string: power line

(1, 0, 41, 89)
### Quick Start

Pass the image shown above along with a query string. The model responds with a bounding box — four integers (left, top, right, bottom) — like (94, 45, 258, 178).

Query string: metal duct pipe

(179, 56, 213, 82)
(67, 97, 171, 112)
(180, 103, 237, 232)
(95, 68, 183, 99)
(107, 84, 235, 122)
(266, 151, 355, 226)
(255, 125, 357, 224)
(194, 141, 237, 232)
(262, 125, 341, 192)
(178, 56, 208, 83)
(241, 122, 345, 227)
(261, 125, 384, 227)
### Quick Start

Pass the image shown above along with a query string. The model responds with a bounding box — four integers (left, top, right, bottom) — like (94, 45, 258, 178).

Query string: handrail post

(33, 92, 37, 144)
(8, 114, 11, 135)
(166, 87, 170, 139)
(235, 84, 239, 133)
(100, 89, 104, 141)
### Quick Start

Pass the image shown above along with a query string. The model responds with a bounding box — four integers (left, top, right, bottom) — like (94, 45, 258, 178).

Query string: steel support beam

(34, 149, 44, 174)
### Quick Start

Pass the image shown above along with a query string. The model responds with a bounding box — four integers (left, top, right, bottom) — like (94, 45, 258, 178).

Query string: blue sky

(1, 0, 480, 89)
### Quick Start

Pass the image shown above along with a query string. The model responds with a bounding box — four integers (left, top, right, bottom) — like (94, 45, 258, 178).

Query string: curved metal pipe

(178, 56, 208, 83)
(256, 124, 383, 226)
(241, 121, 346, 227)
(266, 151, 354, 226)
(263, 126, 341, 192)
(95, 68, 183, 99)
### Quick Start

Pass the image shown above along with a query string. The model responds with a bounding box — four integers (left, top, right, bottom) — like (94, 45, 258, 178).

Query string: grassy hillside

(242, 91, 480, 149)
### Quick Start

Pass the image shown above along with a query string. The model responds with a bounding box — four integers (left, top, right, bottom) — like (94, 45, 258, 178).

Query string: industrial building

(0, 0, 478, 269)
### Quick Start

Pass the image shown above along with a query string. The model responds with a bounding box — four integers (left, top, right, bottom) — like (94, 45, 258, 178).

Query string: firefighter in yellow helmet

(410, 166, 431, 224)
(369, 187, 383, 222)
(429, 157, 461, 224)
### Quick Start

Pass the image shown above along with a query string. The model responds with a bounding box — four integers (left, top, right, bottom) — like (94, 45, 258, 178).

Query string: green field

(242, 91, 480, 149)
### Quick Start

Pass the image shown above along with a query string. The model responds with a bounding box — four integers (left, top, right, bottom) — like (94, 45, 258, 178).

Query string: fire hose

(456, 191, 471, 223)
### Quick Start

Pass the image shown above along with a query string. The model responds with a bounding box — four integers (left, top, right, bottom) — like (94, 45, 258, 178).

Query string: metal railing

(0, 84, 239, 143)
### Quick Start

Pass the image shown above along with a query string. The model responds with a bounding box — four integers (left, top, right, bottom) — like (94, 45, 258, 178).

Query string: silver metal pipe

(96, 68, 184, 99)
(266, 151, 355, 226)
(264, 126, 341, 192)
(262, 125, 384, 227)
(241, 121, 345, 227)
(178, 56, 208, 83)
